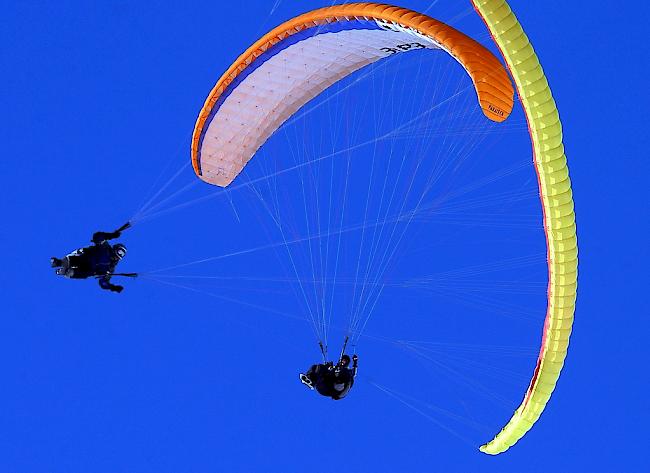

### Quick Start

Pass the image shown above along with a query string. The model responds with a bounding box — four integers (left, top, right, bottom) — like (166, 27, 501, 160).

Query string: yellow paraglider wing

(471, 0, 578, 454)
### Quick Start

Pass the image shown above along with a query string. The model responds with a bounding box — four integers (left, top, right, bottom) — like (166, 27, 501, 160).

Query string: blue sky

(2, 1, 648, 472)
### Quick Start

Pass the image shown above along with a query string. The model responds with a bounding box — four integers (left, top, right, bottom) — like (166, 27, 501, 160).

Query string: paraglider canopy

(191, 2, 514, 187)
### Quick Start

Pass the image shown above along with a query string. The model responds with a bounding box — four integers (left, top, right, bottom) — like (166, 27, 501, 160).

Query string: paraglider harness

(52, 222, 137, 292)
(301, 337, 358, 400)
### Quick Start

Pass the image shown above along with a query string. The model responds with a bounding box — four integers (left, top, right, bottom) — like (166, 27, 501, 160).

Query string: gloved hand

(352, 354, 358, 366)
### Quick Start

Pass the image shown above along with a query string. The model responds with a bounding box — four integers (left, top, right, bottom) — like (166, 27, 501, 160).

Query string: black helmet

(339, 354, 351, 366)
(113, 243, 127, 259)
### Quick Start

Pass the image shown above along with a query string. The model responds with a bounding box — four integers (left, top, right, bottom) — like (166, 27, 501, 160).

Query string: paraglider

(300, 354, 359, 401)
(184, 0, 576, 455)
(51, 222, 135, 293)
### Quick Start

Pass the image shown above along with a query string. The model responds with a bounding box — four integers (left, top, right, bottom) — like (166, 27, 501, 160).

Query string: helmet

(339, 354, 351, 367)
(113, 243, 127, 259)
